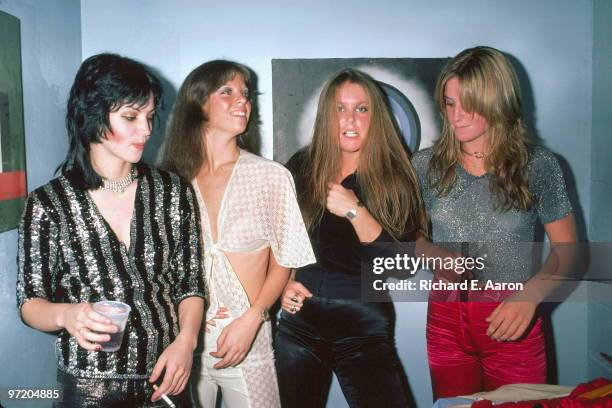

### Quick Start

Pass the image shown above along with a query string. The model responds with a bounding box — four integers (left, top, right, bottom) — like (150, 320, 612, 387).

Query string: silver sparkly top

(412, 146, 572, 282)
(16, 163, 206, 379)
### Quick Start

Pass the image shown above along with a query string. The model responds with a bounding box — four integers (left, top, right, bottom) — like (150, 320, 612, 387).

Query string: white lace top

(193, 149, 315, 266)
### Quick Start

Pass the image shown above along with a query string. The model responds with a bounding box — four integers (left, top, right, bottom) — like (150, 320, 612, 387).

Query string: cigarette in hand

(152, 384, 176, 408)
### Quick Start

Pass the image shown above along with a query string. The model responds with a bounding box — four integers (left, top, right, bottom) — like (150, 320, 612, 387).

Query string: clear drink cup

(92, 301, 131, 352)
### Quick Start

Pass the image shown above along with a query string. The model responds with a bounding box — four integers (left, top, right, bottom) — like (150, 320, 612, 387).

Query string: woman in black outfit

(274, 69, 427, 408)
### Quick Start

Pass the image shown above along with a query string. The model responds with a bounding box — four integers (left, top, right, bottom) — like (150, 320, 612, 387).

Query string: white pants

(193, 363, 250, 408)
(192, 316, 250, 408)
(192, 314, 280, 408)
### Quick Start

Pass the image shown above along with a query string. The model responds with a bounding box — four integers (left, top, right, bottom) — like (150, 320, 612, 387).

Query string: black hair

(59, 53, 163, 189)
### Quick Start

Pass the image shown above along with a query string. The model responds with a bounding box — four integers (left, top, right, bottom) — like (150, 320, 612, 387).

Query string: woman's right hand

(205, 307, 230, 333)
(59, 303, 118, 351)
(281, 280, 312, 314)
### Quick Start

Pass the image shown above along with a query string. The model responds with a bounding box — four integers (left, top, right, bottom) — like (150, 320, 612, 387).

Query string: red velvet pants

(427, 292, 547, 400)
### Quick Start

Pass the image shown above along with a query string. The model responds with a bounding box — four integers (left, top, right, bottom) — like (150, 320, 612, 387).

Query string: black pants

(55, 369, 193, 408)
(274, 297, 414, 408)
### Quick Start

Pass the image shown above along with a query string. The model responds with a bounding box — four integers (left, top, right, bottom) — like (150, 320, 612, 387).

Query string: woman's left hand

(149, 336, 195, 401)
(485, 300, 537, 341)
(326, 183, 359, 218)
(210, 308, 261, 369)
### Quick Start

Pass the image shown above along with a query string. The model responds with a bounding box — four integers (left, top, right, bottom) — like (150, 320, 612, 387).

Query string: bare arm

(487, 214, 577, 341)
(150, 296, 204, 401)
(21, 298, 117, 351)
(250, 253, 291, 318)
(522, 214, 578, 301)
(211, 251, 290, 369)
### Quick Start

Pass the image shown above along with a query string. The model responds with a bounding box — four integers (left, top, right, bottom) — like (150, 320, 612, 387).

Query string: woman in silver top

(17, 53, 206, 407)
(412, 46, 577, 399)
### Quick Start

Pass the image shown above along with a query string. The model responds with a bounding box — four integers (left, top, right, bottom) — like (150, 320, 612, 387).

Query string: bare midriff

(223, 248, 271, 305)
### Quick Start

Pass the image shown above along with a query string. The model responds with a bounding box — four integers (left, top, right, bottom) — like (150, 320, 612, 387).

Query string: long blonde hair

(293, 69, 427, 240)
(430, 46, 533, 211)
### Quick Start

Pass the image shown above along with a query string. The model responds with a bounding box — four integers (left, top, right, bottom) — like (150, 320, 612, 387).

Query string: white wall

(0, 1, 81, 407)
(0, 1, 594, 407)
(81, 1, 594, 406)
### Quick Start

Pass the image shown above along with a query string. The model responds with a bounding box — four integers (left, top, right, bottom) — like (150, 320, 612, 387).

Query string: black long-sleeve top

(287, 151, 414, 300)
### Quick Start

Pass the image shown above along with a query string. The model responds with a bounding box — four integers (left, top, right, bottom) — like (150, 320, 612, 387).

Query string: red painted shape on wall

(0, 170, 26, 201)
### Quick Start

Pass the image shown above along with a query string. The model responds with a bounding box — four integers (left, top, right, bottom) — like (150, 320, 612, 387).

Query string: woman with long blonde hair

(275, 69, 426, 407)
(161, 60, 315, 408)
(412, 46, 577, 399)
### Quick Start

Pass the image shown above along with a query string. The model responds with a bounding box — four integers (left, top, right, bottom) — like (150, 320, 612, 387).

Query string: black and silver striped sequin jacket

(17, 163, 206, 379)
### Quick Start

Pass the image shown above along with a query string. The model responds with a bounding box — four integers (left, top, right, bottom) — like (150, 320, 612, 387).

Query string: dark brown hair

(160, 60, 253, 180)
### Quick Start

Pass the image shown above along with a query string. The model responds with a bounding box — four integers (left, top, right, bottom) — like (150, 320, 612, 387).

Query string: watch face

(346, 209, 358, 220)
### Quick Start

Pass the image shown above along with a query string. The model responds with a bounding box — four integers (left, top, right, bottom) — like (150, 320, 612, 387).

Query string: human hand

(59, 303, 118, 351)
(205, 307, 230, 333)
(210, 308, 261, 369)
(149, 335, 195, 401)
(281, 280, 313, 314)
(485, 299, 537, 341)
(326, 183, 359, 218)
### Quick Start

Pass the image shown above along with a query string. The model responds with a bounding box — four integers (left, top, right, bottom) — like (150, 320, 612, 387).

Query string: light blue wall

(0, 1, 600, 407)
(587, 0, 612, 380)
(81, 1, 594, 406)
(0, 1, 81, 407)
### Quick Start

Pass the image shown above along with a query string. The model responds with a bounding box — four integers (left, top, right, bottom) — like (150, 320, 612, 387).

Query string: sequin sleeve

(267, 166, 316, 269)
(529, 147, 573, 224)
(16, 191, 60, 311)
(170, 182, 207, 305)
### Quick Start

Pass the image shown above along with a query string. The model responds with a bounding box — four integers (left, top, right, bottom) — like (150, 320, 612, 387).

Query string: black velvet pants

(274, 297, 414, 408)
(54, 369, 193, 408)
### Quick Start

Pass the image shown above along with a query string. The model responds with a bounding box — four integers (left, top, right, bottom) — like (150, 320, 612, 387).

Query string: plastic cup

(92, 301, 131, 352)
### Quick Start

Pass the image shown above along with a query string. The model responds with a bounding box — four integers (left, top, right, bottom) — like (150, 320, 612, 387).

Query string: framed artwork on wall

(271, 57, 448, 164)
(0, 10, 27, 233)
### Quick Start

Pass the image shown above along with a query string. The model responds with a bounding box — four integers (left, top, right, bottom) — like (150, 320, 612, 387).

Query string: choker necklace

(101, 168, 136, 193)
(462, 149, 486, 159)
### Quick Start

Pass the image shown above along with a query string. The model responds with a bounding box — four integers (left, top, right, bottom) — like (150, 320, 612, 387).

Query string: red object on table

(471, 378, 612, 407)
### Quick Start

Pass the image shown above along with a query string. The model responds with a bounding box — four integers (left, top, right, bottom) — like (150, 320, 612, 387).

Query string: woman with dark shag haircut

(17, 53, 206, 407)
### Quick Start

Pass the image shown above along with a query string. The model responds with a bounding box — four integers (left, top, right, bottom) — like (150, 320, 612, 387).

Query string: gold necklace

(461, 149, 486, 171)
(462, 150, 486, 159)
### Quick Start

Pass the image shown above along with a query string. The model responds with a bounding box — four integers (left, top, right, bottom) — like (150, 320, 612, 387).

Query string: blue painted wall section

(588, 0, 612, 381)
(0, 1, 81, 407)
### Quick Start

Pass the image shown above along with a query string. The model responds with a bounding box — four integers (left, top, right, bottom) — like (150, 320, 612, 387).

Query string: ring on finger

(290, 306, 297, 313)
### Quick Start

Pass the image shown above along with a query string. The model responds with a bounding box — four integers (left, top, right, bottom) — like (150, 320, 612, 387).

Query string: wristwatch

(345, 201, 364, 220)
